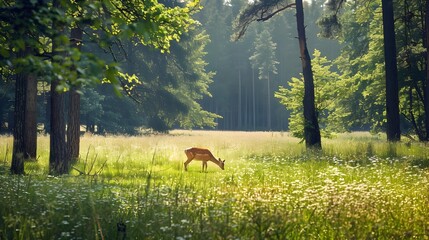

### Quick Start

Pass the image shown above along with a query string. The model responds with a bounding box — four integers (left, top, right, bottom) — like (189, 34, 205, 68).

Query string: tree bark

(50, 80, 68, 175)
(295, 0, 321, 149)
(267, 73, 271, 130)
(44, 83, 51, 134)
(11, 51, 27, 174)
(382, 0, 401, 141)
(424, 0, 429, 141)
(252, 68, 256, 130)
(24, 71, 37, 160)
(67, 27, 83, 162)
(49, 0, 69, 175)
(238, 69, 242, 129)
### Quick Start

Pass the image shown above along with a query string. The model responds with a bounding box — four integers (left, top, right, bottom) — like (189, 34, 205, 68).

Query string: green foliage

(122, 28, 220, 132)
(249, 28, 279, 81)
(318, 0, 429, 139)
(0, 0, 221, 133)
(275, 49, 340, 138)
(0, 0, 200, 89)
(164, 31, 221, 130)
(80, 88, 105, 129)
(323, 2, 386, 134)
(0, 68, 13, 133)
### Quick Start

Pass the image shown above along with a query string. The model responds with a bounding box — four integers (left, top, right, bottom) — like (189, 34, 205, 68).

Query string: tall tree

(249, 28, 279, 130)
(2, 0, 202, 174)
(233, 0, 321, 148)
(296, 0, 321, 147)
(11, 49, 29, 174)
(49, 0, 69, 175)
(320, 0, 402, 141)
(425, 0, 429, 140)
(381, 0, 401, 141)
(1, 0, 44, 173)
(67, 27, 83, 162)
(24, 67, 37, 160)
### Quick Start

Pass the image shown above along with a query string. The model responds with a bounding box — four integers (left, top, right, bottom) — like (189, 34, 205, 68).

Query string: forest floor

(1, 131, 429, 239)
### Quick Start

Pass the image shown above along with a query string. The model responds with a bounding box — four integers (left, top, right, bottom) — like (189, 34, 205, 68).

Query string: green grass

(1, 131, 429, 239)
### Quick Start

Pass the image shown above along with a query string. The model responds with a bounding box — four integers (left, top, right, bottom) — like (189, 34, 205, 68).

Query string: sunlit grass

(1, 131, 429, 239)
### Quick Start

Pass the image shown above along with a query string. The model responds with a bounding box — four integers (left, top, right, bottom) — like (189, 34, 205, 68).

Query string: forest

(1, 0, 429, 239)
(2, 0, 429, 139)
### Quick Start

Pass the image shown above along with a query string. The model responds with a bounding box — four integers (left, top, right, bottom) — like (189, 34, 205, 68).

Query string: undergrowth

(0, 131, 429, 239)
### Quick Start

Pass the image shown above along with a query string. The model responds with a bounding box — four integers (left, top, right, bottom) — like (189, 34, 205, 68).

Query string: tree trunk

(24, 72, 37, 160)
(295, 0, 321, 149)
(67, 27, 83, 162)
(44, 82, 51, 134)
(267, 73, 271, 130)
(238, 69, 242, 129)
(50, 80, 68, 175)
(11, 52, 27, 174)
(382, 0, 401, 141)
(424, 0, 429, 141)
(49, 0, 69, 175)
(8, 107, 14, 133)
(252, 68, 256, 130)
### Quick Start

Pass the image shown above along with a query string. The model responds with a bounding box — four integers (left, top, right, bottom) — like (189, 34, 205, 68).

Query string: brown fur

(184, 147, 225, 172)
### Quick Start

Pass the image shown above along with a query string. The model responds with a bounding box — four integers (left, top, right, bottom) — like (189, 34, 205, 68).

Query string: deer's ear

(223, 160, 225, 163)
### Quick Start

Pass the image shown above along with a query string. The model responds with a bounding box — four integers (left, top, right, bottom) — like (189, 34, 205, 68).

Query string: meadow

(1, 130, 429, 239)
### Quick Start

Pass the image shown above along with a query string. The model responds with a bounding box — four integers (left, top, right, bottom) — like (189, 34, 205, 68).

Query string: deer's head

(219, 158, 225, 170)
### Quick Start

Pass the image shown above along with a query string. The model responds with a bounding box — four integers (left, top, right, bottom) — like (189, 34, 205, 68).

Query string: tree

(24, 65, 37, 160)
(49, 0, 69, 175)
(233, 0, 322, 148)
(425, 0, 429, 140)
(381, 0, 401, 141)
(0, 0, 45, 173)
(276, 49, 340, 138)
(67, 27, 83, 162)
(296, 0, 321, 148)
(11, 49, 29, 174)
(249, 28, 279, 130)
(1, 0, 202, 174)
(320, 0, 401, 141)
(0, 72, 14, 134)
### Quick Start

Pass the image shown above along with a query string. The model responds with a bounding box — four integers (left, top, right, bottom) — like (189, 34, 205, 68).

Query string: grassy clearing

(1, 131, 429, 239)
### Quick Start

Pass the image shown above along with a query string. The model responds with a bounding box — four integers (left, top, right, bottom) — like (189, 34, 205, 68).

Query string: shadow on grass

(410, 158, 429, 169)
(0, 164, 8, 174)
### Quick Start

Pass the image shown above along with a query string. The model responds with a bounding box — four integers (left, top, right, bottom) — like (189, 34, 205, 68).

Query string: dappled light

(1, 132, 429, 238)
(2, 0, 429, 238)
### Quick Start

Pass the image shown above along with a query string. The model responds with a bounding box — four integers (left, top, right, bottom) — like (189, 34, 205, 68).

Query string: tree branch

(257, 3, 296, 22)
(233, 0, 295, 41)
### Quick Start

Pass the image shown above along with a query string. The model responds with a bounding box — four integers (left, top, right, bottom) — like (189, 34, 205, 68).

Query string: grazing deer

(184, 147, 225, 172)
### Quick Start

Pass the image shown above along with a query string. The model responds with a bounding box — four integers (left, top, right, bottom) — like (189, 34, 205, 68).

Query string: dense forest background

(1, 0, 428, 138)
(0, 0, 340, 134)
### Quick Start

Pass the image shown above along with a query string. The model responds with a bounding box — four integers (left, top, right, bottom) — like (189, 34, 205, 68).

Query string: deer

(184, 147, 225, 172)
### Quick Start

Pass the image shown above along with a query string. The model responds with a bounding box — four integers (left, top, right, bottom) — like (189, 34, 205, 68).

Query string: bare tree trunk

(67, 27, 83, 162)
(252, 68, 256, 130)
(43, 82, 51, 134)
(382, 0, 401, 141)
(424, 0, 429, 141)
(50, 80, 68, 175)
(49, 0, 69, 175)
(267, 73, 271, 130)
(11, 51, 27, 174)
(238, 69, 242, 129)
(296, 0, 321, 149)
(24, 72, 37, 160)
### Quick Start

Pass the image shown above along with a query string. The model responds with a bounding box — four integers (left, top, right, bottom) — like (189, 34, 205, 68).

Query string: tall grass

(1, 131, 429, 239)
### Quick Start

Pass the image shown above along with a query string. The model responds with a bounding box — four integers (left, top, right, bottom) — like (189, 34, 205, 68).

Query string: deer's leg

(202, 161, 208, 172)
(184, 158, 193, 171)
(184, 150, 195, 171)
